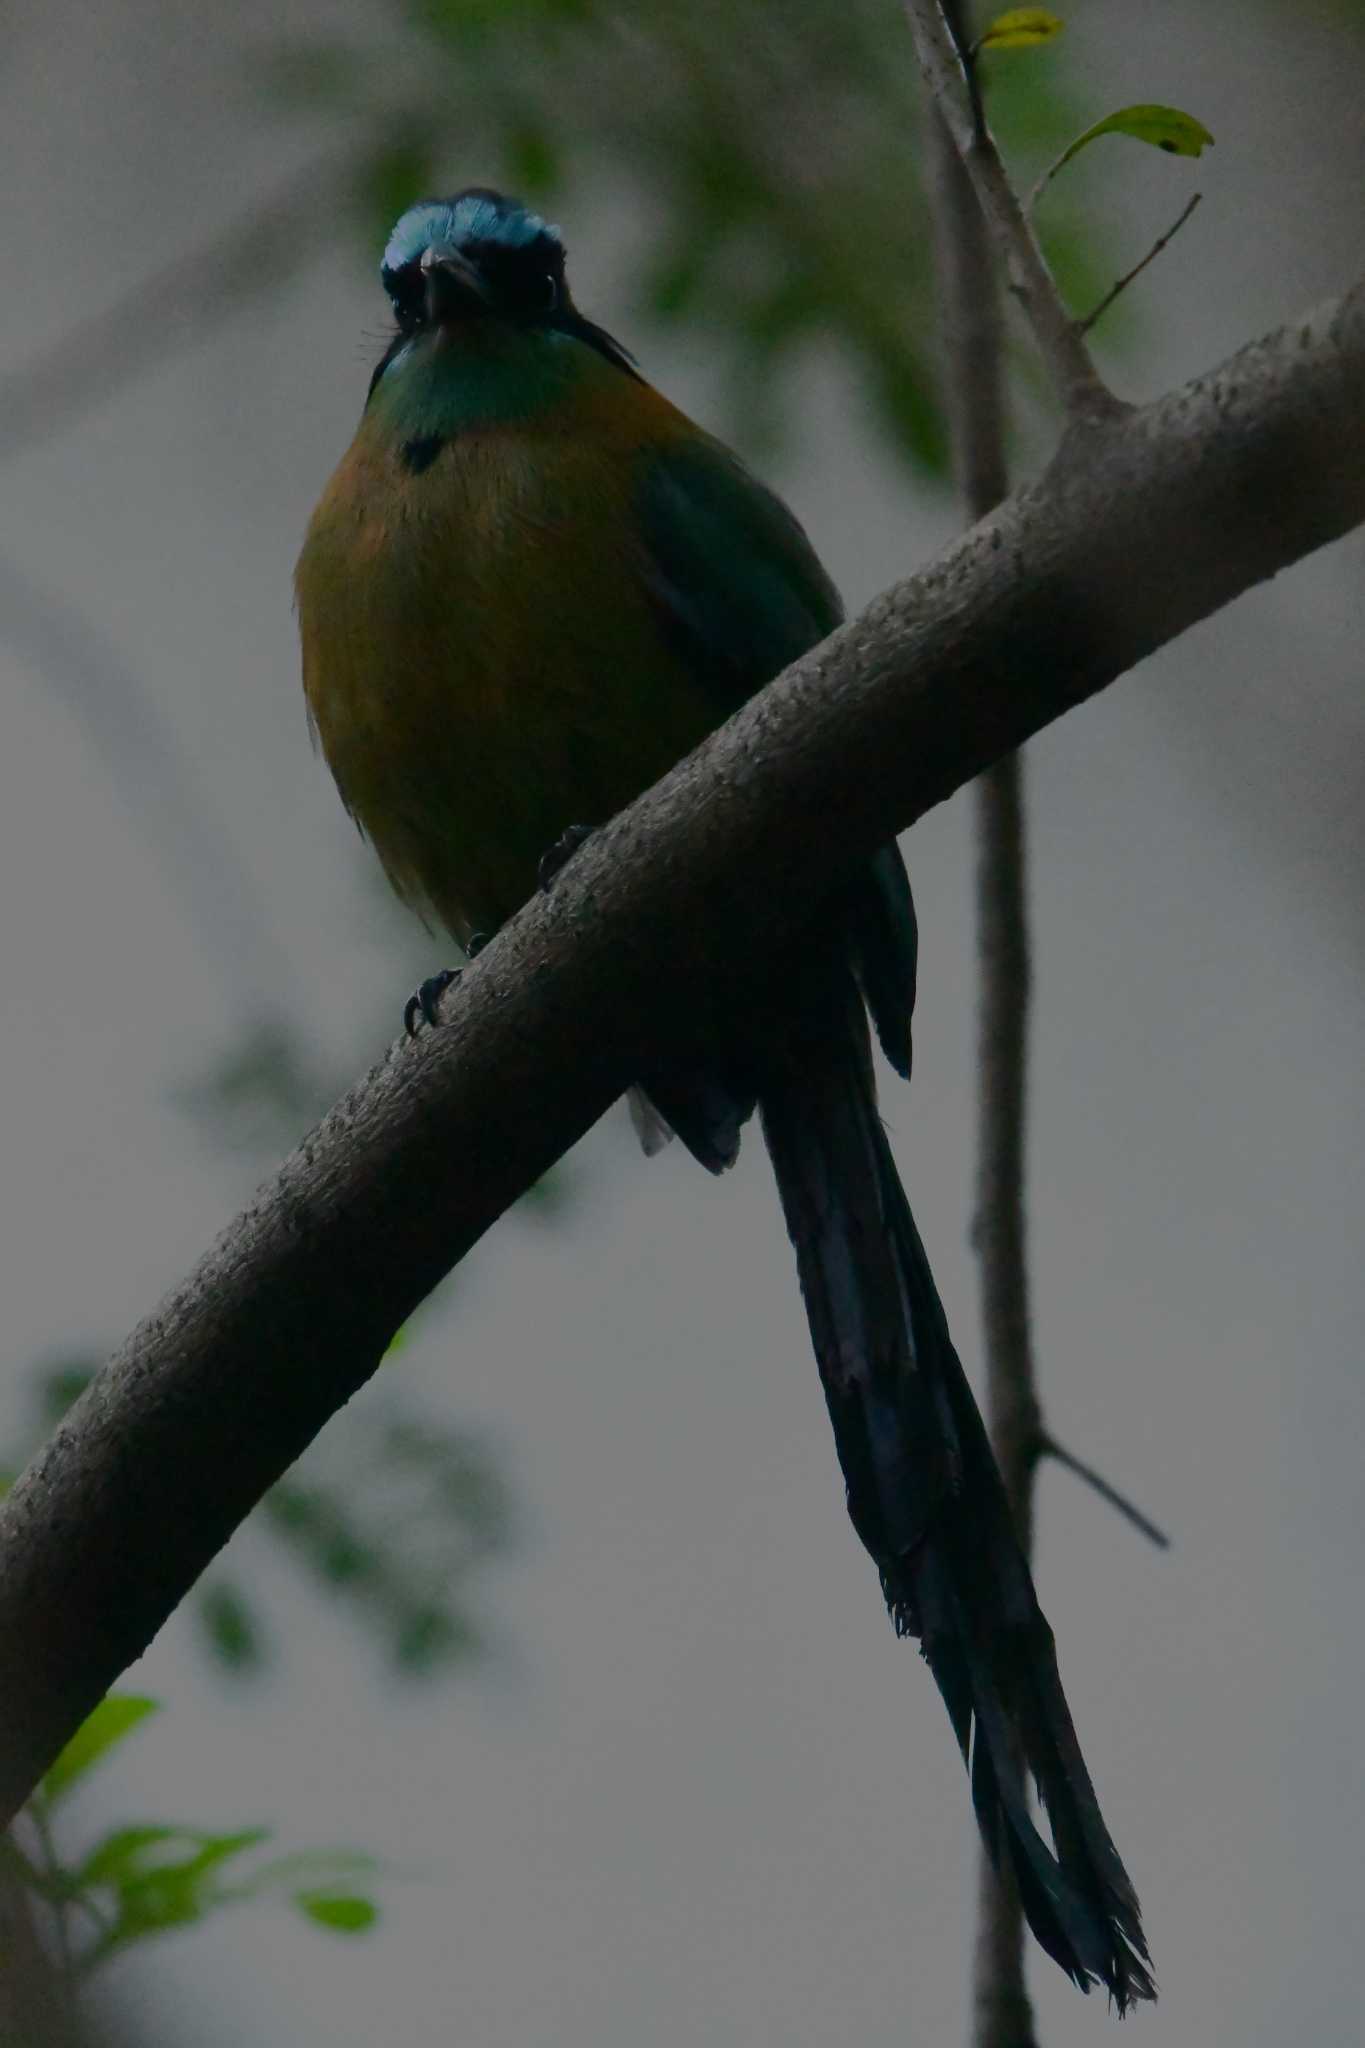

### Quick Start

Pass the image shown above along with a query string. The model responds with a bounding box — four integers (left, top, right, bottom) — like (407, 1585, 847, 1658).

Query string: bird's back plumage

(296, 191, 1152, 2005)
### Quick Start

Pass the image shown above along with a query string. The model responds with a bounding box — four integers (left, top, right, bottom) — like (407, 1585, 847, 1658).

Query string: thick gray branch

(0, 281, 1360, 1825)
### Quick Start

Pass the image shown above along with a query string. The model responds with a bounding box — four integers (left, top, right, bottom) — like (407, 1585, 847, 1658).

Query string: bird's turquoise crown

(369, 187, 639, 404)
(381, 190, 563, 296)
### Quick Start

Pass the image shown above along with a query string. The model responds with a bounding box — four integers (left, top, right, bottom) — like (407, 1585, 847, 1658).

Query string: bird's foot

(537, 823, 594, 893)
(403, 932, 495, 1037)
(403, 968, 461, 1038)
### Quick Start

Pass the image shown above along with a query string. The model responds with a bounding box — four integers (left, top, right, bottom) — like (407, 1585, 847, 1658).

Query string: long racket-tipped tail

(759, 981, 1154, 2008)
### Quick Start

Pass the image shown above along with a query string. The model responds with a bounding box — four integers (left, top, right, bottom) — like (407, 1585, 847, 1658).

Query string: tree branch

(0, 280, 1360, 1825)
(903, 0, 1120, 420)
(921, 10, 1038, 2038)
(970, 750, 1042, 2048)
(1079, 192, 1204, 337)
(1041, 1435, 1171, 1550)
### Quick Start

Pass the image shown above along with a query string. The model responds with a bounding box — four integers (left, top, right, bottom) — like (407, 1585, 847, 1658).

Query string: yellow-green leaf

(296, 1890, 378, 1934)
(977, 8, 1063, 51)
(1052, 104, 1214, 180)
(42, 1696, 160, 1807)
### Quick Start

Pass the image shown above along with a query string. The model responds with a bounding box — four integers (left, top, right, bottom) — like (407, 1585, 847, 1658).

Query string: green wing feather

(636, 435, 917, 1076)
(637, 436, 843, 707)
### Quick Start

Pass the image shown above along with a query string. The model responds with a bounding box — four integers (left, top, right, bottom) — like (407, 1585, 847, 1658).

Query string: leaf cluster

(6, 1697, 382, 1980)
(5, 1353, 513, 1683)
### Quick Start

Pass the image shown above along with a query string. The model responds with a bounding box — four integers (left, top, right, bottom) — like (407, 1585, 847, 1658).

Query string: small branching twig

(940, 0, 990, 148)
(915, 9, 1179, 2033)
(1079, 192, 1203, 335)
(1040, 1434, 1172, 1549)
(0, 553, 296, 1014)
(903, 0, 1120, 419)
(919, 6, 1039, 2039)
(26, 1799, 75, 1993)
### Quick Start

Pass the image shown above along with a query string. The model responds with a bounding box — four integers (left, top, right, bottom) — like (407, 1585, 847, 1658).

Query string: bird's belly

(363, 631, 706, 941)
(299, 445, 716, 941)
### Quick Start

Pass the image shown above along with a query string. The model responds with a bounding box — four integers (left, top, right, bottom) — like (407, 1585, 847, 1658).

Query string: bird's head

(382, 189, 567, 333)
(372, 189, 637, 390)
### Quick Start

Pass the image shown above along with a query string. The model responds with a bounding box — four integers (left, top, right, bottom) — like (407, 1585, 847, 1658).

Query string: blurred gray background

(1, 0, 1362, 2041)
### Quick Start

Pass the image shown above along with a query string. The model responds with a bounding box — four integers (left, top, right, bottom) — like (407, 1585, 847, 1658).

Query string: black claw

(466, 930, 492, 958)
(403, 967, 460, 1038)
(537, 823, 594, 893)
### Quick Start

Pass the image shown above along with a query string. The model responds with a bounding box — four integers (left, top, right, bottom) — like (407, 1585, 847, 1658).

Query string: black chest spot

(401, 434, 447, 476)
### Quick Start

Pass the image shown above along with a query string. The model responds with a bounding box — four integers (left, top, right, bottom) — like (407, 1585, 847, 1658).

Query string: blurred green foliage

(172, 1019, 340, 1158)
(268, 0, 1122, 466)
(8, 1352, 513, 1686)
(261, 1402, 513, 1677)
(5, 1695, 382, 1979)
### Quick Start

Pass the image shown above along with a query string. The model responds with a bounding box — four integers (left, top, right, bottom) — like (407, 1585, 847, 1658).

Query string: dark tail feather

(759, 980, 1154, 2009)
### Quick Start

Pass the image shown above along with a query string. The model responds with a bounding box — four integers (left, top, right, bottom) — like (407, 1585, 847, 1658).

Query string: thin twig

(26, 1799, 74, 1993)
(1026, 146, 1077, 217)
(0, 1845, 91, 2047)
(969, 759, 1039, 2048)
(0, 170, 347, 1032)
(920, 7, 1038, 2037)
(939, 0, 989, 147)
(902, 0, 1121, 420)
(1078, 192, 1203, 335)
(0, 552, 298, 1016)
(1041, 1435, 1172, 1549)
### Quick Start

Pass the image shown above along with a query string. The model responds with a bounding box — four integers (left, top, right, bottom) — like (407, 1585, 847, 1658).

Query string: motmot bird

(296, 189, 1153, 2006)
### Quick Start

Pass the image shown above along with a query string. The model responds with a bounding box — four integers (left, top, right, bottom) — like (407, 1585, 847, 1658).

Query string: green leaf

(977, 8, 1063, 50)
(198, 1580, 267, 1672)
(85, 1828, 273, 1964)
(393, 1601, 473, 1674)
(92, 1826, 271, 1895)
(295, 1891, 379, 1934)
(355, 138, 438, 248)
(98, 1869, 206, 1951)
(40, 1362, 97, 1424)
(171, 1828, 273, 1883)
(42, 1696, 159, 1806)
(78, 1825, 184, 1887)
(1046, 103, 1214, 184)
(503, 119, 562, 198)
(320, 1527, 376, 1585)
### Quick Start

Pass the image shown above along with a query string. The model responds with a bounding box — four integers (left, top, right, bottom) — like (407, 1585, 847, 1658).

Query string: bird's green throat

(367, 323, 590, 442)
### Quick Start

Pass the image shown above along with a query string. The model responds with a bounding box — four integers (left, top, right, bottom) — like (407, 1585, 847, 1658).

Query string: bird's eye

(533, 272, 559, 313)
(386, 261, 426, 332)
